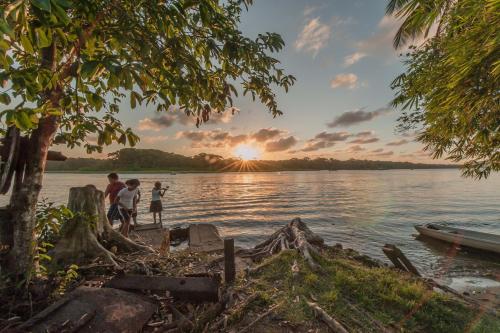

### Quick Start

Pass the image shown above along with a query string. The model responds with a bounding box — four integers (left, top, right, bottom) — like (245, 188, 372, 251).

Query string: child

(115, 178, 140, 237)
(104, 173, 125, 226)
(150, 182, 168, 224)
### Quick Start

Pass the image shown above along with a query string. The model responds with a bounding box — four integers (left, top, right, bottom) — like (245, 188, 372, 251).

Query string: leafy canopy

(0, 0, 295, 153)
(390, 0, 499, 178)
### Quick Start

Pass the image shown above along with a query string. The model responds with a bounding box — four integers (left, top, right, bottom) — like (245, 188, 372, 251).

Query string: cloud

(354, 131, 375, 137)
(330, 73, 358, 89)
(300, 131, 351, 152)
(327, 107, 391, 127)
(138, 115, 177, 131)
(137, 109, 236, 131)
(386, 139, 409, 146)
(355, 15, 437, 59)
(371, 148, 384, 153)
(265, 136, 298, 152)
(142, 135, 169, 144)
(349, 137, 379, 144)
(295, 17, 331, 56)
(348, 145, 365, 152)
(343, 52, 367, 66)
(251, 128, 286, 142)
(376, 151, 394, 157)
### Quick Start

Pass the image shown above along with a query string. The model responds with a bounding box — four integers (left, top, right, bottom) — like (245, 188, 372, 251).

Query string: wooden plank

(160, 228, 170, 256)
(133, 223, 162, 231)
(224, 238, 236, 284)
(103, 275, 220, 302)
(382, 244, 421, 276)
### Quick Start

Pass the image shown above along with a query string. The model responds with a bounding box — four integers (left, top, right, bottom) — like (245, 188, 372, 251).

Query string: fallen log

(103, 275, 220, 302)
(304, 299, 349, 333)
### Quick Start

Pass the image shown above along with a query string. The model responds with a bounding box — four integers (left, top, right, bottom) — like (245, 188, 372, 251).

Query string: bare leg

(153, 212, 157, 224)
(121, 218, 130, 237)
(159, 212, 162, 224)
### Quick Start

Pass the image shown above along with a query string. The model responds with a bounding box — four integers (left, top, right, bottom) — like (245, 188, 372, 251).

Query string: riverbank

(1, 220, 497, 332)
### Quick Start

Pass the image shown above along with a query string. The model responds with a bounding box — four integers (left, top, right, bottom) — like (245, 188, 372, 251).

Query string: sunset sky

(60, 0, 437, 163)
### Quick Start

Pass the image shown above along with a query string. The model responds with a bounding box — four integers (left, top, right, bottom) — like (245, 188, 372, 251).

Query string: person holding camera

(150, 181, 168, 224)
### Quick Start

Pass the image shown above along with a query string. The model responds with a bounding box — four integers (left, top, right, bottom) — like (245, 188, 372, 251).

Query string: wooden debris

(103, 275, 220, 302)
(160, 228, 171, 256)
(237, 302, 283, 333)
(304, 299, 349, 333)
(240, 217, 324, 270)
(224, 238, 236, 284)
(382, 244, 421, 276)
(20, 287, 156, 333)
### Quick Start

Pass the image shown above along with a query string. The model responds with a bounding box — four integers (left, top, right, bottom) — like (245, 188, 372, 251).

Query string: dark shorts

(150, 200, 163, 213)
(107, 204, 123, 225)
(119, 208, 134, 221)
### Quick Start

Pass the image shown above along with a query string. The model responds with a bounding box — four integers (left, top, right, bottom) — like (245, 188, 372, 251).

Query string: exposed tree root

(240, 217, 324, 270)
(51, 185, 151, 269)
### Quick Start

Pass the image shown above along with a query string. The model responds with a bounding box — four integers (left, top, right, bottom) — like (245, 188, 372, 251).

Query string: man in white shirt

(115, 179, 140, 237)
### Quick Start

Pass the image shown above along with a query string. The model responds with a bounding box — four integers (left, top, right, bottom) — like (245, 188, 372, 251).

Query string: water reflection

(1, 169, 498, 280)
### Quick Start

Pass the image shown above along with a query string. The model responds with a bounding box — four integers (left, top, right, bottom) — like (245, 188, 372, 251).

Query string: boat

(415, 223, 500, 254)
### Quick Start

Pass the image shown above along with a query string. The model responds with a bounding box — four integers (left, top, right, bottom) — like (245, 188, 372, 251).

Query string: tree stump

(51, 185, 151, 268)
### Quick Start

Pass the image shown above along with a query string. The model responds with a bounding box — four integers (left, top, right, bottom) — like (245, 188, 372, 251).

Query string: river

(1, 169, 499, 286)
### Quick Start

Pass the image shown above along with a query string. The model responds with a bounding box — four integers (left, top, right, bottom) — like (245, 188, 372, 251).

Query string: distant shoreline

(45, 167, 459, 174)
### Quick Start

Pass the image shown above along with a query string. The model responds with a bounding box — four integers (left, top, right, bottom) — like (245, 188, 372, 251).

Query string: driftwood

(103, 275, 220, 302)
(304, 299, 349, 333)
(382, 244, 421, 276)
(51, 185, 151, 268)
(240, 217, 324, 270)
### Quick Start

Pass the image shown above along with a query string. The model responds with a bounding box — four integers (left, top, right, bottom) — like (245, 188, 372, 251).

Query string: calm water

(2, 170, 499, 281)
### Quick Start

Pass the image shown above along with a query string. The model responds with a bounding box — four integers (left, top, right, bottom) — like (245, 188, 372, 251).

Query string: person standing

(150, 182, 168, 224)
(104, 173, 125, 226)
(132, 189, 141, 227)
(115, 179, 140, 237)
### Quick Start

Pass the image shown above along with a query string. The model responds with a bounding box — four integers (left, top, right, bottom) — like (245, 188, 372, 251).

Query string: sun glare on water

(233, 144, 261, 161)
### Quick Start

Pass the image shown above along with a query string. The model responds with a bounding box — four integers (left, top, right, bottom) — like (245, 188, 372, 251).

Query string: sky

(60, 0, 438, 163)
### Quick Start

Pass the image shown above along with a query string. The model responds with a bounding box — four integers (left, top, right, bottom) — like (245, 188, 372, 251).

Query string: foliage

(34, 200, 73, 275)
(386, 0, 454, 48)
(390, 0, 499, 178)
(46, 148, 457, 172)
(0, 0, 295, 153)
(55, 263, 78, 295)
(246, 250, 499, 332)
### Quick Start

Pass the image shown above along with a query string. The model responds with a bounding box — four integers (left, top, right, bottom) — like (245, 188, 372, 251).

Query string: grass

(237, 250, 499, 333)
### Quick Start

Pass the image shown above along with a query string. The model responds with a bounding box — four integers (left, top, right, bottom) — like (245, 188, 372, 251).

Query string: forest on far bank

(46, 148, 457, 172)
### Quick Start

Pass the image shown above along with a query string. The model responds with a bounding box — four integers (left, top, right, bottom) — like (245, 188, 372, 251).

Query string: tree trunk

(51, 185, 151, 268)
(3, 42, 60, 280)
(6, 116, 59, 279)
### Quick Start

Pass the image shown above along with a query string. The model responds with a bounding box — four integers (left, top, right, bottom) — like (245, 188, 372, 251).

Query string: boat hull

(415, 224, 500, 255)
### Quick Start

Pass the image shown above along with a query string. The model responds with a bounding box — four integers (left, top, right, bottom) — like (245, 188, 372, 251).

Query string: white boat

(415, 224, 500, 255)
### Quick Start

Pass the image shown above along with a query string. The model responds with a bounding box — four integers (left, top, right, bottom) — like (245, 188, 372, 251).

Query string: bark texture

(51, 185, 151, 268)
(240, 217, 324, 270)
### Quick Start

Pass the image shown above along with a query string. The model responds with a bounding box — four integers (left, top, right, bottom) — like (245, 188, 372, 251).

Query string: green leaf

(0, 93, 11, 105)
(81, 61, 99, 78)
(20, 34, 35, 54)
(14, 111, 34, 129)
(35, 28, 52, 48)
(31, 0, 51, 12)
(51, 2, 70, 25)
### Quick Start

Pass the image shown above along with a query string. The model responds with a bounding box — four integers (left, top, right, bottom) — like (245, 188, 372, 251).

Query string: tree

(389, 0, 499, 178)
(0, 0, 295, 278)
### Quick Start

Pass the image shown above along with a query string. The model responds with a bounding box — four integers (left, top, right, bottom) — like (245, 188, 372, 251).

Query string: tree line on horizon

(46, 148, 457, 172)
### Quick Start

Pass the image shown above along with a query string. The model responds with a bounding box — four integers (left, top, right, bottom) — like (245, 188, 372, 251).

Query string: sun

(233, 144, 261, 161)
